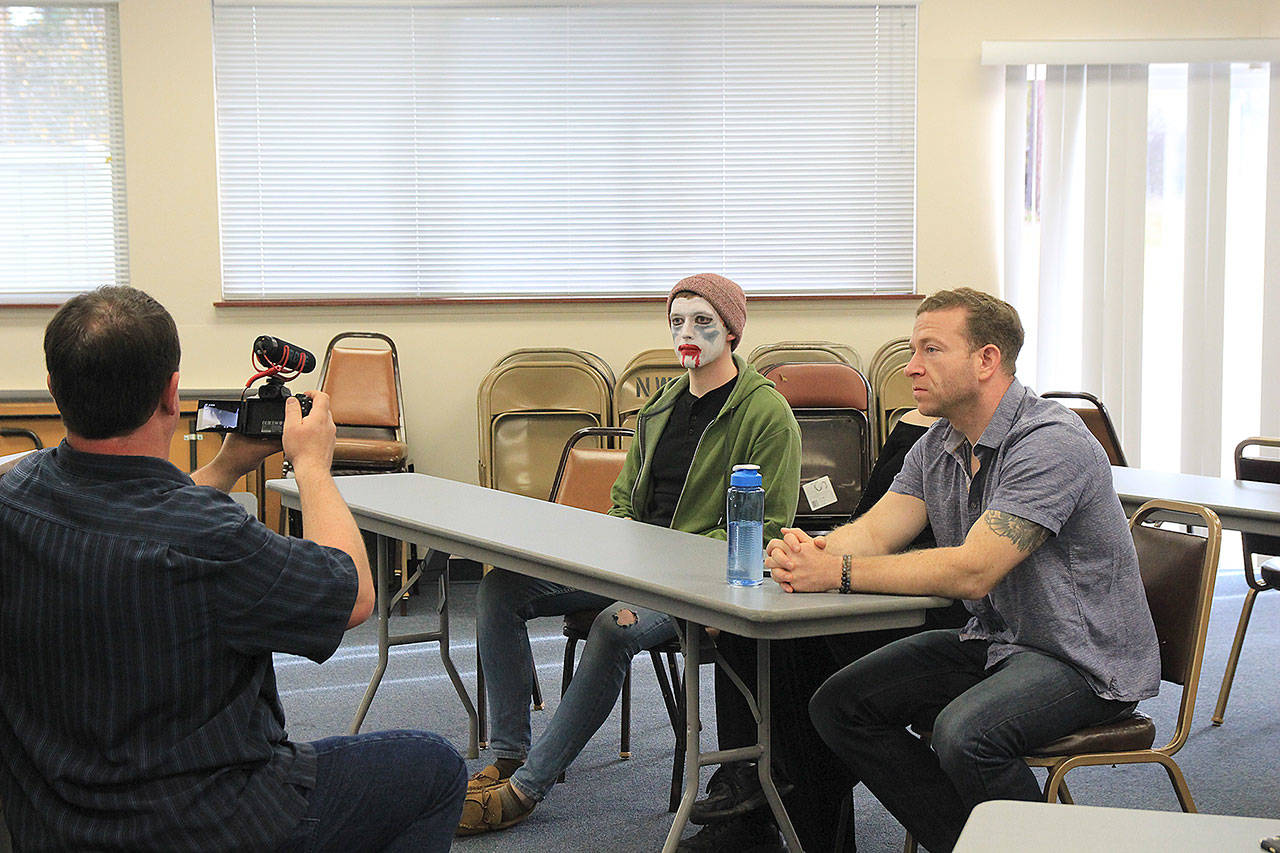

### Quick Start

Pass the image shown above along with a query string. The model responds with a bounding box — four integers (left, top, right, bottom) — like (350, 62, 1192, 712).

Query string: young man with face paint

(460, 273, 801, 840)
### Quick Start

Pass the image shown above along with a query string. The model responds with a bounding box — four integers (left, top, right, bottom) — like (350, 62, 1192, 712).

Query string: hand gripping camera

(195, 336, 315, 437)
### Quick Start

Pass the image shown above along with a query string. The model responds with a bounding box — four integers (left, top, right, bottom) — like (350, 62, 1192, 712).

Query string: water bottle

(726, 464, 765, 587)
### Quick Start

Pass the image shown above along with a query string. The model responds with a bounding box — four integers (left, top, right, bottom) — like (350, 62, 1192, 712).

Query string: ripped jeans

(476, 568, 678, 800)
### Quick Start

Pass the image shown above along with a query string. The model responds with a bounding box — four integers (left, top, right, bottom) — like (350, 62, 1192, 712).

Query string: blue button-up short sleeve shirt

(890, 380, 1161, 702)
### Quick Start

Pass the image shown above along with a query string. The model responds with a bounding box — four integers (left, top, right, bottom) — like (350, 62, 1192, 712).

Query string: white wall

(4, 0, 1277, 483)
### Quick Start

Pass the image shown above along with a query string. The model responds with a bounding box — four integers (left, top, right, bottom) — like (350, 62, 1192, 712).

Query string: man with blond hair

(769, 287, 1159, 852)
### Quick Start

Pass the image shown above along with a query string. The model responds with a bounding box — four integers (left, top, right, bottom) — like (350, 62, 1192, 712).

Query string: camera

(195, 336, 316, 437)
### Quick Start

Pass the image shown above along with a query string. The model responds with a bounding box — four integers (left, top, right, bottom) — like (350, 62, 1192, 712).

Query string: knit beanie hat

(667, 273, 746, 350)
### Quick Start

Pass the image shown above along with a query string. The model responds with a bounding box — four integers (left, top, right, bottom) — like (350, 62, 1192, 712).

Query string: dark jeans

(275, 729, 466, 853)
(711, 601, 971, 852)
(809, 630, 1136, 853)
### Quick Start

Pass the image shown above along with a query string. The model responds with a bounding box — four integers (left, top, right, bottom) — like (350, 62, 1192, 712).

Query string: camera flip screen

(195, 400, 240, 432)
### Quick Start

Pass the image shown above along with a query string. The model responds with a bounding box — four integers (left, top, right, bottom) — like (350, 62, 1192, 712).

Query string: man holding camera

(0, 287, 465, 851)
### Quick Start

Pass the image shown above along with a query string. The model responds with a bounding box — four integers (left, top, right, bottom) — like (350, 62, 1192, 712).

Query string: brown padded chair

(317, 332, 409, 472)
(1024, 499, 1221, 810)
(1211, 437, 1280, 725)
(762, 361, 872, 533)
(551, 426, 706, 812)
(901, 499, 1223, 853)
(1041, 391, 1128, 466)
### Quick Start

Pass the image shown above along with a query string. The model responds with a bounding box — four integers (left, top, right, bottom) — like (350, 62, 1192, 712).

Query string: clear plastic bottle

(726, 464, 765, 587)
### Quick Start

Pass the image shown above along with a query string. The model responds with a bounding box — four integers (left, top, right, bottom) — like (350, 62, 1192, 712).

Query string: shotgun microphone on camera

(252, 336, 317, 374)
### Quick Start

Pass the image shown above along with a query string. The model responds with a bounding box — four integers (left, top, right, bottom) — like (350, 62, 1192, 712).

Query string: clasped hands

(766, 527, 838, 594)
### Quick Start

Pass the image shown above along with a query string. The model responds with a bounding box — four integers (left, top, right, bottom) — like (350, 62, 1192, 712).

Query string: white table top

(1111, 465, 1280, 536)
(955, 800, 1280, 852)
(268, 472, 950, 639)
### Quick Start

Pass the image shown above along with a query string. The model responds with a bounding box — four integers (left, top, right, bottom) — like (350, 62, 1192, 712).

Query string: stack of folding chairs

(868, 337, 914, 456)
(476, 349, 616, 500)
(612, 348, 684, 435)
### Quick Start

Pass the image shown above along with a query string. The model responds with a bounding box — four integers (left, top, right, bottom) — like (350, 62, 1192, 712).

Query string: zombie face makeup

(670, 295, 731, 370)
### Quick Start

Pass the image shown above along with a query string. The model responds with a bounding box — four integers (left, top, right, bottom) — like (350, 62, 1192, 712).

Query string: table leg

(662, 619, 704, 853)
(349, 533, 393, 734)
(433, 558, 479, 758)
(756, 638, 802, 851)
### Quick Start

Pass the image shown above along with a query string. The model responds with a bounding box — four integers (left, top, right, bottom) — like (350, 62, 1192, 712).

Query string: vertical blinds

(0, 4, 128, 304)
(212, 2, 917, 301)
(992, 43, 1280, 475)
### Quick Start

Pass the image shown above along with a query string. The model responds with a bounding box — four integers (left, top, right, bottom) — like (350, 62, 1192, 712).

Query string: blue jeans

(476, 568, 678, 800)
(275, 730, 465, 853)
(809, 630, 1136, 853)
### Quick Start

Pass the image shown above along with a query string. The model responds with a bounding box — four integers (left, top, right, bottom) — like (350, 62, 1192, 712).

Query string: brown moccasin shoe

(456, 781, 534, 836)
(467, 764, 511, 793)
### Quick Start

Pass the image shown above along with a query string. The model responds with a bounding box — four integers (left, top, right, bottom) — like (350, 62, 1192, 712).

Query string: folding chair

(1041, 391, 1128, 467)
(317, 332, 411, 474)
(1211, 436, 1280, 725)
(904, 500, 1222, 851)
(761, 362, 872, 534)
(613, 349, 683, 434)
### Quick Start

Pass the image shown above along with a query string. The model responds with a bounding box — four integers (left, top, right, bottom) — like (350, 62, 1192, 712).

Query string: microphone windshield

(253, 336, 317, 374)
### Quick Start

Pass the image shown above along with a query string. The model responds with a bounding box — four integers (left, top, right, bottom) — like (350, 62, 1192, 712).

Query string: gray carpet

(4, 539, 1271, 852)
(267, 535, 1279, 851)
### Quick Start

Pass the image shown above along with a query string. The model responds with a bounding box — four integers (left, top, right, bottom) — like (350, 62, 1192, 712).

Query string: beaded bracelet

(840, 553, 853, 594)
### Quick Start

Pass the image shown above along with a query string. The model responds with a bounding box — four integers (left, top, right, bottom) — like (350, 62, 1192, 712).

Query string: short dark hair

(917, 287, 1023, 375)
(44, 286, 181, 439)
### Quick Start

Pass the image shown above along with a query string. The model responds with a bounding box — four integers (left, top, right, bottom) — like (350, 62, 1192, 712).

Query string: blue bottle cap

(730, 467, 763, 488)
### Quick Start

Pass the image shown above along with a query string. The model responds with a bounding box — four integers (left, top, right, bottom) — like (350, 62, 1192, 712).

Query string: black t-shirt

(643, 375, 737, 527)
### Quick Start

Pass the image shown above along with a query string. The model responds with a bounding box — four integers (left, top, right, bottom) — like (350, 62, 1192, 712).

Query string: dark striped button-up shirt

(0, 442, 357, 851)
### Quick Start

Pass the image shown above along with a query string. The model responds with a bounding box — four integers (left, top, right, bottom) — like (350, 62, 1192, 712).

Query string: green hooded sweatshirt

(609, 353, 801, 544)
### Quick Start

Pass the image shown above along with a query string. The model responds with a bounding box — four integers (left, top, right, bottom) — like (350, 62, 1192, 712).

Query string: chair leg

(670, 659, 688, 813)
(621, 665, 632, 760)
(531, 662, 544, 711)
(1043, 763, 1069, 804)
(645, 650, 685, 812)
(903, 831, 918, 853)
(1156, 755, 1198, 813)
(1212, 586, 1258, 725)
(835, 790, 855, 851)
(558, 639, 578, 783)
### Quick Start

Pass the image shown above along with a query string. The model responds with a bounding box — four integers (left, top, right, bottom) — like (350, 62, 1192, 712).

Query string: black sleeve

(851, 421, 934, 549)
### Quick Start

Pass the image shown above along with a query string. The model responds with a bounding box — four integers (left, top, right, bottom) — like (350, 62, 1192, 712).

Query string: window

(212, 2, 917, 302)
(0, 3, 129, 304)
(987, 41, 1280, 476)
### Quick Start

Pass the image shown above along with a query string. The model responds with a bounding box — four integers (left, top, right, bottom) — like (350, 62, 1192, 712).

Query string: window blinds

(212, 2, 918, 301)
(0, 4, 128, 304)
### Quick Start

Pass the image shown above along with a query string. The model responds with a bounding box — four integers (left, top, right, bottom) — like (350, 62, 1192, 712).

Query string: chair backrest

(868, 337, 913, 452)
(613, 349, 684, 432)
(1129, 499, 1221, 752)
(0, 427, 43, 455)
(761, 362, 872, 530)
(1041, 391, 1127, 467)
(747, 340, 862, 374)
(477, 351, 614, 496)
(1235, 437, 1280, 561)
(549, 427, 634, 512)
(762, 362, 870, 412)
(318, 333, 403, 429)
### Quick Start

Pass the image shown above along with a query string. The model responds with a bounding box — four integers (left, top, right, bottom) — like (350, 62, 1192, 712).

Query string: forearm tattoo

(983, 510, 1050, 552)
